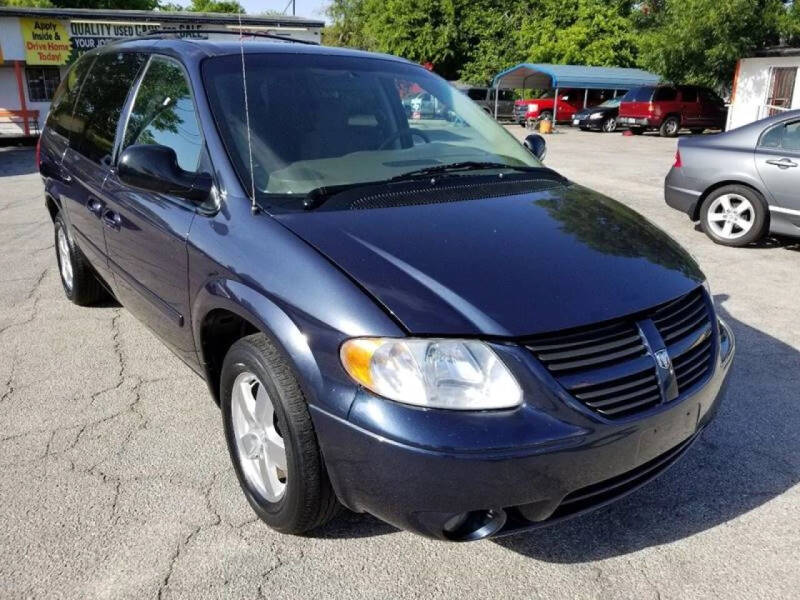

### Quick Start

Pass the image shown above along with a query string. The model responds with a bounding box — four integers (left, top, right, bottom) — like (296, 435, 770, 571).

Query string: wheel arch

(695, 179, 769, 225)
(193, 279, 325, 408)
(45, 193, 61, 222)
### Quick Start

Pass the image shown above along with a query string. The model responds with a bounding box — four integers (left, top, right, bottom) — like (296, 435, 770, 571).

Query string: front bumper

(313, 327, 734, 540)
(573, 117, 603, 129)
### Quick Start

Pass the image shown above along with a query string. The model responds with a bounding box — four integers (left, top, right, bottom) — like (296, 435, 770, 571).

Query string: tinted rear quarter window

(70, 51, 146, 164)
(679, 87, 698, 102)
(622, 87, 655, 102)
(760, 121, 800, 151)
(46, 56, 96, 139)
(653, 87, 678, 102)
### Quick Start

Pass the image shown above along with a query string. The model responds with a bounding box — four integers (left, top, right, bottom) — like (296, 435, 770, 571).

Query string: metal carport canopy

(491, 63, 661, 90)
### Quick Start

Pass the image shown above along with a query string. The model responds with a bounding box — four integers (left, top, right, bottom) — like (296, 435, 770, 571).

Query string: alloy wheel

(603, 117, 616, 133)
(57, 226, 74, 291)
(707, 193, 755, 240)
(231, 371, 287, 502)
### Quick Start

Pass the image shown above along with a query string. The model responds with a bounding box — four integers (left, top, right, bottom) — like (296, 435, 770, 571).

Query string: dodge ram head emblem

(654, 349, 672, 370)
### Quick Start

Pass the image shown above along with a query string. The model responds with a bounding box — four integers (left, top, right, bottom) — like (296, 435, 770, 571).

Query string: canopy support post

(583, 89, 588, 108)
(493, 83, 500, 120)
(552, 86, 559, 129)
(613, 89, 618, 98)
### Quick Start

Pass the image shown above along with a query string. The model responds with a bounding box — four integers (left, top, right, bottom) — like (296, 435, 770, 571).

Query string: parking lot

(1, 127, 798, 599)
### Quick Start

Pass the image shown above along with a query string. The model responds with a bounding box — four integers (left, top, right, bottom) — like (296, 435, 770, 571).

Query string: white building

(0, 6, 324, 138)
(727, 48, 800, 131)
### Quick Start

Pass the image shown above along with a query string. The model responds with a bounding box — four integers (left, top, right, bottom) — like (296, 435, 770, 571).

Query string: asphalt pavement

(0, 127, 798, 599)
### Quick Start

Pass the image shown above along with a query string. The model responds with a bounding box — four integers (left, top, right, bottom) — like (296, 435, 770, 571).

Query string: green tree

(182, 0, 244, 12)
(516, 0, 639, 67)
(0, 0, 55, 7)
(636, 0, 785, 88)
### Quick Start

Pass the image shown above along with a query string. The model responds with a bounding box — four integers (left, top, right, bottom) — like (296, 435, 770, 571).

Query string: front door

(60, 51, 146, 282)
(101, 55, 206, 364)
(755, 118, 800, 216)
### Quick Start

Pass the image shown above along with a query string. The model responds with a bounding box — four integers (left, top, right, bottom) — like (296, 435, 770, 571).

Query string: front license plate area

(636, 401, 699, 464)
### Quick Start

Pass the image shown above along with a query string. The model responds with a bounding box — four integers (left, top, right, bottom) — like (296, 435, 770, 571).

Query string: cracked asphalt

(1, 128, 798, 599)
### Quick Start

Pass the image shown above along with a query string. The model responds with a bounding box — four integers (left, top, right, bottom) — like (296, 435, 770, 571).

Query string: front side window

(680, 87, 698, 102)
(467, 88, 487, 100)
(203, 53, 539, 208)
(25, 67, 61, 103)
(70, 51, 147, 164)
(122, 56, 203, 173)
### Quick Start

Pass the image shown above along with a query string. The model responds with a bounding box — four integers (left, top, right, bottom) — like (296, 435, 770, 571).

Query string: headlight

(527, 103, 538, 113)
(589, 112, 604, 120)
(340, 338, 522, 410)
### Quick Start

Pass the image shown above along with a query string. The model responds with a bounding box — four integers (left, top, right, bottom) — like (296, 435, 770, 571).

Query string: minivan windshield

(202, 53, 540, 205)
(621, 87, 655, 102)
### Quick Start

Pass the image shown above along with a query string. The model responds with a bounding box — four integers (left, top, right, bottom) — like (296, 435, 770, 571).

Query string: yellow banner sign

(21, 18, 71, 66)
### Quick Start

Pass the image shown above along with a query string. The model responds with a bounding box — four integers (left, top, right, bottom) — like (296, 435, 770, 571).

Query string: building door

(766, 67, 797, 116)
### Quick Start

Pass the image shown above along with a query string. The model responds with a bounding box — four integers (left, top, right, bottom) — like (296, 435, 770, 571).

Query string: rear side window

(621, 87, 654, 102)
(46, 56, 96, 139)
(653, 87, 678, 102)
(121, 56, 204, 173)
(680, 87, 698, 102)
(759, 121, 800, 152)
(70, 51, 146, 164)
(467, 88, 486, 101)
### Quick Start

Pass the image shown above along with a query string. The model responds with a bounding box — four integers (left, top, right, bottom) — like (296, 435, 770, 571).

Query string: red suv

(617, 85, 727, 137)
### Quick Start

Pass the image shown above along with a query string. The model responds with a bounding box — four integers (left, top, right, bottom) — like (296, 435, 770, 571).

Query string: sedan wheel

(700, 185, 767, 247)
(602, 117, 617, 133)
(56, 226, 74, 292)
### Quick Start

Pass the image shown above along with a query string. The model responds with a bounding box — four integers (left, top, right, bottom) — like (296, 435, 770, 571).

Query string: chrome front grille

(525, 287, 716, 419)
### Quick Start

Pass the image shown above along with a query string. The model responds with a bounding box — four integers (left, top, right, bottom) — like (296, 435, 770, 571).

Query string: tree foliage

(325, 0, 800, 89)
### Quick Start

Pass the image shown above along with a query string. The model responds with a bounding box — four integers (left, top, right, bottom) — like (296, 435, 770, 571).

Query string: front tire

(602, 117, 617, 133)
(221, 333, 338, 534)
(54, 211, 106, 306)
(700, 185, 767, 247)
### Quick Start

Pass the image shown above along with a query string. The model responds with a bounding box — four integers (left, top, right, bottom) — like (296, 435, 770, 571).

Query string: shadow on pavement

(494, 296, 799, 561)
(0, 147, 37, 178)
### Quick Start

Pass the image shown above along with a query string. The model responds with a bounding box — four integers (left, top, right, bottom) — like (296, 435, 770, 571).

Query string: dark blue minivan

(39, 36, 734, 541)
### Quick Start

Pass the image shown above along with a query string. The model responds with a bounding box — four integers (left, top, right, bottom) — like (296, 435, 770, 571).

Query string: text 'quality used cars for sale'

(39, 37, 734, 541)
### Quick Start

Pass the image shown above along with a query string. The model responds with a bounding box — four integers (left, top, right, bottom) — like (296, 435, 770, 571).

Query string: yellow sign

(21, 18, 71, 66)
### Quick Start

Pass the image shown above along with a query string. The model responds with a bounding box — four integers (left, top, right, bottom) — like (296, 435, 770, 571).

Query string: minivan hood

(275, 183, 704, 336)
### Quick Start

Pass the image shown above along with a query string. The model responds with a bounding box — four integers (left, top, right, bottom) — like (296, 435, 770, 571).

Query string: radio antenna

(238, 13, 258, 214)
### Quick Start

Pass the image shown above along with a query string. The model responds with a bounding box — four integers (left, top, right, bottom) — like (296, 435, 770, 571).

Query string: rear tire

(54, 211, 106, 306)
(700, 185, 768, 247)
(660, 116, 681, 137)
(221, 333, 339, 534)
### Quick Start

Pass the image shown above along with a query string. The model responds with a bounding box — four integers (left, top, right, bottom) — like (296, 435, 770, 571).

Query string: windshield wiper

(390, 161, 543, 181)
(302, 180, 383, 210)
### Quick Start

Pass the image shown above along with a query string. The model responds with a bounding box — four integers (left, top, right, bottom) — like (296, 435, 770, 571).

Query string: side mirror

(117, 144, 212, 203)
(524, 134, 547, 161)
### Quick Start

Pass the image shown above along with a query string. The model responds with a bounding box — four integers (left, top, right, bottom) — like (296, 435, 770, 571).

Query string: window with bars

(25, 67, 62, 103)
(766, 67, 797, 116)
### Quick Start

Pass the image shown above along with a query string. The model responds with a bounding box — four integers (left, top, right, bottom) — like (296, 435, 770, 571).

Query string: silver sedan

(665, 109, 800, 246)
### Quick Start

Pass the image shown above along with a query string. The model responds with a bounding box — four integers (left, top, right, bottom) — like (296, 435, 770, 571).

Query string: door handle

(101, 209, 121, 230)
(87, 198, 104, 215)
(766, 158, 798, 169)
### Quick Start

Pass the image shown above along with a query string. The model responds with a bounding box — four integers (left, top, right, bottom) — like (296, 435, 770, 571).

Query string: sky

(232, 0, 330, 21)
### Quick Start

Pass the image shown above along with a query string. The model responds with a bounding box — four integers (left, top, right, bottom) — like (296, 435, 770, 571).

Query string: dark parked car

(458, 85, 516, 120)
(40, 37, 734, 541)
(618, 85, 727, 137)
(665, 109, 800, 246)
(572, 97, 621, 132)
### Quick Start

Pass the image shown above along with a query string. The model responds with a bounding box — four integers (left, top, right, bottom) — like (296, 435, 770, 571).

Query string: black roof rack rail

(129, 28, 319, 45)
